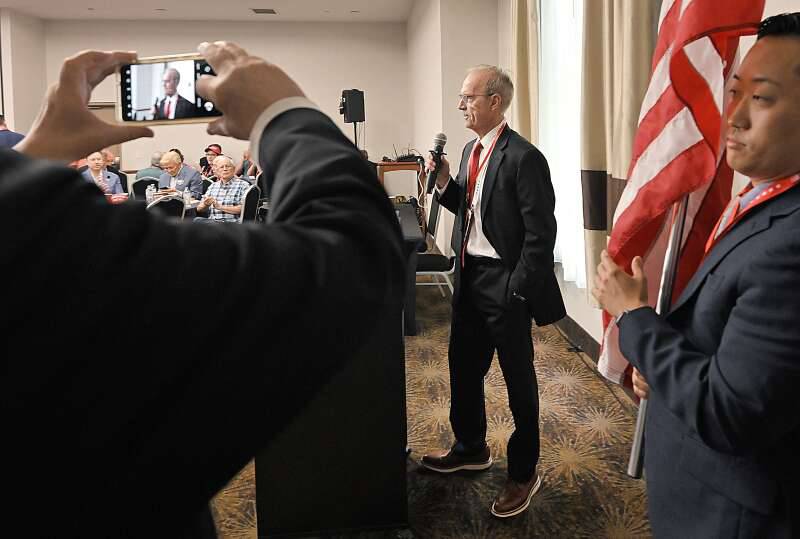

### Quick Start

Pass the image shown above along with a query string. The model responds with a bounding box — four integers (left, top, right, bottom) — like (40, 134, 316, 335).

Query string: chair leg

(434, 274, 446, 297)
(444, 274, 453, 294)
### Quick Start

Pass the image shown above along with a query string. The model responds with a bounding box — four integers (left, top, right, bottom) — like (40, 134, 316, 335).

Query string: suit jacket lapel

(479, 129, 510, 218)
(670, 189, 800, 313)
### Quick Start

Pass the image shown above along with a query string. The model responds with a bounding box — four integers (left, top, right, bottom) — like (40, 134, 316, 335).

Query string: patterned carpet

(212, 284, 651, 538)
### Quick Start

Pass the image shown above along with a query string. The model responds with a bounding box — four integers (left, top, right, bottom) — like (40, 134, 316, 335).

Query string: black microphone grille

(433, 133, 447, 147)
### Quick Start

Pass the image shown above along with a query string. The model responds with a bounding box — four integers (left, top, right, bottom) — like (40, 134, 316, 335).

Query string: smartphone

(116, 53, 222, 125)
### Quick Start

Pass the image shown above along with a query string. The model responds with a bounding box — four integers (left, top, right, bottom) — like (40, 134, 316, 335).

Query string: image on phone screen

(119, 59, 221, 122)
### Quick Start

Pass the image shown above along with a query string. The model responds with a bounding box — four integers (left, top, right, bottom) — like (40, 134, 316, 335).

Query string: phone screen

(119, 59, 221, 122)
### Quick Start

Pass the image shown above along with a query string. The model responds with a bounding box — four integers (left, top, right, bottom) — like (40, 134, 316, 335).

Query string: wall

(43, 20, 410, 168)
(406, 0, 500, 253)
(0, 9, 46, 133)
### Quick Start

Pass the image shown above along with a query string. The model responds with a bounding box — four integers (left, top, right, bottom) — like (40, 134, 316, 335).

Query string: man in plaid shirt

(196, 154, 250, 222)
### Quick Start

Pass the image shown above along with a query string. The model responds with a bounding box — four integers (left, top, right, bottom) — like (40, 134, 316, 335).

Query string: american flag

(598, 0, 766, 384)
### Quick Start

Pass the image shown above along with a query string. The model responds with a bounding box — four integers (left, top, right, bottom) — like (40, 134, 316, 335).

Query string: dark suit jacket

(619, 185, 800, 537)
(0, 108, 405, 537)
(436, 126, 565, 326)
(77, 164, 128, 192)
(154, 93, 194, 119)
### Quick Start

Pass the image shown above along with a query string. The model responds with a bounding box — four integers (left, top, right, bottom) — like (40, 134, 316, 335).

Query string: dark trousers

(448, 255, 539, 482)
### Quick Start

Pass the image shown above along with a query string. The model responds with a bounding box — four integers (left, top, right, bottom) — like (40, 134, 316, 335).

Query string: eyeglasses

(458, 93, 494, 104)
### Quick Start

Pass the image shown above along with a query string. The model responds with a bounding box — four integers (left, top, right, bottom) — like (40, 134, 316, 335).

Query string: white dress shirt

(438, 120, 506, 259)
(162, 94, 178, 120)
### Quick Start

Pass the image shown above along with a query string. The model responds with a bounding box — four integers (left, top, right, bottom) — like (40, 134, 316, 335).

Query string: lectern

(255, 309, 408, 537)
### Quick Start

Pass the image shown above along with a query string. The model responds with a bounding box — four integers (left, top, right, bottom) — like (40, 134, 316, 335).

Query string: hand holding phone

(195, 41, 307, 140)
(14, 51, 154, 162)
(117, 53, 222, 125)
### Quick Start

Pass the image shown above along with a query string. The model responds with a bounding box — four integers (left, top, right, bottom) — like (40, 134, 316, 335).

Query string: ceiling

(0, 0, 415, 22)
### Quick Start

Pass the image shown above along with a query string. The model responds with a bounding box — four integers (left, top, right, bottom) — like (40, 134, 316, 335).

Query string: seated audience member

(200, 143, 222, 176)
(102, 148, 128, 192)
(81, 151, 123, 194)
(236, 148, 258, 181)
(136, 151, 164, 180)
(159, 150, 203, 198)
(3, 43, 404, 537)
(195, 155, 250, 222)
(0, 114, 24, 148)
(169, 147, 186, 162)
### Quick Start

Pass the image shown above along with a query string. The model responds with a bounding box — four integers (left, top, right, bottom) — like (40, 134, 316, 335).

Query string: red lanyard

(705, 173, 800, 253)
(466, 122, 507, 209)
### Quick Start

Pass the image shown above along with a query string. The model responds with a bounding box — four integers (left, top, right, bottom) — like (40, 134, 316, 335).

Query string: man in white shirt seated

(195, 155, 250, 222)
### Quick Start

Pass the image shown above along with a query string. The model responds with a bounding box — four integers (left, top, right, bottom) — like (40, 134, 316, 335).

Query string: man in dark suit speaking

(152, 67, 194, 119)
(593, 12, 800, 537)
(421, 65, 565, 518)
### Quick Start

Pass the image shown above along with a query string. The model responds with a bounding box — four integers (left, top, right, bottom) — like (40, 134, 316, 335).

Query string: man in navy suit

(421, 65, 565, 518)
(0, 114, 24, 148)
(593, 13, 800, 537)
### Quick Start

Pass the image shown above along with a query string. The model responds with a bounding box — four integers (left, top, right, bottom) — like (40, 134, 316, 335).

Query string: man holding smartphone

(152, 66, 194, 119)
(3, 43, 404, 538)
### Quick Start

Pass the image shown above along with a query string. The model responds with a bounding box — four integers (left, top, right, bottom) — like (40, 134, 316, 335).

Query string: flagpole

(627, 193, 690, 478)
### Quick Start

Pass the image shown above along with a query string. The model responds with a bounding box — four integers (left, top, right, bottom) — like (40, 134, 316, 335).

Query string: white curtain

(538, 0, 586, 288)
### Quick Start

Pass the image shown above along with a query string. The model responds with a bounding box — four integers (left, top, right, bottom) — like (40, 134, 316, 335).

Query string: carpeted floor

(212, 284, 651, 538)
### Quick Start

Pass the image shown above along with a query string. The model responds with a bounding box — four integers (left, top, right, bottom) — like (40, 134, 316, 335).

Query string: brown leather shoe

(490, 472, 542, 518)
(420, 446, 492, 473)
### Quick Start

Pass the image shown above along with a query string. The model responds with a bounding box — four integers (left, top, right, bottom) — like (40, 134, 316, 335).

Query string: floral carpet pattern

(212, 285, 651, 538)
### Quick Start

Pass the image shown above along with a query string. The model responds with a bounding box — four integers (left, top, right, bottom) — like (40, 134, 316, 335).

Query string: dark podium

(254, 308, 408, 537)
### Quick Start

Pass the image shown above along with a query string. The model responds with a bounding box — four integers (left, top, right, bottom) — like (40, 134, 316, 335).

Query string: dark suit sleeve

(509, 148, 557, 297)
(435, 143, 470, 215)
(0, 108, 405, 533)
(619, 231, 800, 454)
(187, 168, 203, 198)
(437, 176, 463, 215)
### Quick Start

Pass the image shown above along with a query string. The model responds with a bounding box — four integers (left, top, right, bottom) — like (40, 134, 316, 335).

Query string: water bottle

(183, 188, 192, 204)
(145, 184, 154, 203)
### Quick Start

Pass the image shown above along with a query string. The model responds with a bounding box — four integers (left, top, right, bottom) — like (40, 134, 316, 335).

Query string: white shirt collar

(476, 118, 506, 149)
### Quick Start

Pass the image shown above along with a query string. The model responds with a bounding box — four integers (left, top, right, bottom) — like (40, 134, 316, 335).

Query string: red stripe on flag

(652, 1, 680, 72)
(610, 141, 710, 260)
(670, 48, 724, 150)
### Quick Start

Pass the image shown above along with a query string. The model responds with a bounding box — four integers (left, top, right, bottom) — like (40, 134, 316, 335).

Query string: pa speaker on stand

(339, 89, 365, 148)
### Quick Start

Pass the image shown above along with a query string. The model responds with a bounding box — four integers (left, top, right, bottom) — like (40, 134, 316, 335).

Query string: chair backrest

(131, 177, 159, 199)
(201, 178, 213, 195)
(146, 197, 185, 219)
(240, 184, 261, 223)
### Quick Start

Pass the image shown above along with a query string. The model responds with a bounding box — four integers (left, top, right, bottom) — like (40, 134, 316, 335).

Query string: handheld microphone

(425, 133, 447, 194)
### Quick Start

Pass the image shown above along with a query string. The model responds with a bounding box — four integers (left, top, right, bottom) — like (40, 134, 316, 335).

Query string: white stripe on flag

(638, 45, 673, 126)
(680, 0, 695, 19)
(614, 107, 703, 224)
(684, 37, 726, 115)
(658, 0, 677, 31)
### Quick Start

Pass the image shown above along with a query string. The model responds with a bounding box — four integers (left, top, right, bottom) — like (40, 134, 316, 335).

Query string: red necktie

(460, 141, 484, 266)
(164, 99, 172, 118)
(467, 141, 483, 206)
